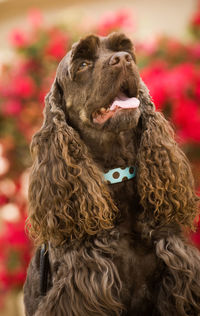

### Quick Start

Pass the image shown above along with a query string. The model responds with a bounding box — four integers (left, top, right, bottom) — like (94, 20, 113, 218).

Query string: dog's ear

(137, 83, 199, 229)
(27, 79, 118, 246)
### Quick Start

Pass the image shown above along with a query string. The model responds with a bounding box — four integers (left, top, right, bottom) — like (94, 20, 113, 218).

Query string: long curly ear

(27, 79, 118, 246)
(137, 83, 199, 229)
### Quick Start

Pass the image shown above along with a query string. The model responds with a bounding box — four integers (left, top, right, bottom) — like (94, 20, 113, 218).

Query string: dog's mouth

(92, 83, 140, 125)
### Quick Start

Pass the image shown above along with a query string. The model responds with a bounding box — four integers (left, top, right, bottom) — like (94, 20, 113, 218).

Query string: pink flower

(28, 8, 44, 29)
(2, 100, 22, 116)
(9, 29, 28, 48)
(96, 10, 134, 36)
(189, 43, 200, 59)
(137, 38, 157, 55)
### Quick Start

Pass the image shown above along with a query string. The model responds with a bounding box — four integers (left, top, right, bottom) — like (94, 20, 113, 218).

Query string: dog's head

(28, 33, 198, 246)
(55, 33, 142, 135)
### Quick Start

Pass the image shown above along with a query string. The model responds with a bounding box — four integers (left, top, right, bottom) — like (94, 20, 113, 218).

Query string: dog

(23, 32, 200, 316)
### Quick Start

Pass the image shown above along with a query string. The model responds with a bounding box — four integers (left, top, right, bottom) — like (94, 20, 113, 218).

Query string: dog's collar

(103, 166, 136, 184)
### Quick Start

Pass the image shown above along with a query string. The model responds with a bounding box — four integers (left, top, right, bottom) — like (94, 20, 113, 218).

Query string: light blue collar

(103, 166, 136, 184)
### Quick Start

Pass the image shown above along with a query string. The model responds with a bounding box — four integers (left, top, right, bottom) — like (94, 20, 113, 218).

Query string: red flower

(166, 63, 195, 100)
(172, 98, 200, 143)
(190, 0, 200, 37)
(141, 61, 168, 110)
(2, 100, 22, 116)
(3, 222, 27, 246)
(9, 29, 29, 48)
(191, 231, 200, 249)
(191, 10, 200, 27)
(191, 210, 200, 249)
(38, 88, 47, 103)
(19, 60, 41, 73)
(45, 29, 68, 60)
(0, 194, 8, 206)
(195, 79, 200, 100)
(11, 75, 36, 99)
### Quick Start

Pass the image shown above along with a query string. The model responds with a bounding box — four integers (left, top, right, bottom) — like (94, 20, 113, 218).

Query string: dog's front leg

(29, 238, 124, 316)
(154, 231, 200, 316)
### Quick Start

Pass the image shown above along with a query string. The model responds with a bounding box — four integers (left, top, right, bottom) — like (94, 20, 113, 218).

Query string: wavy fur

(24, 33, 200, 316)
(27, 81, 119, 246)
(34, 234, 123, 316)
(156, 235, 200, 315)
(137, 106, 198, 229)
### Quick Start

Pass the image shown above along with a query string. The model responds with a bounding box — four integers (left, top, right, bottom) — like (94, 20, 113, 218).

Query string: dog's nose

(109, 52, 132, 66)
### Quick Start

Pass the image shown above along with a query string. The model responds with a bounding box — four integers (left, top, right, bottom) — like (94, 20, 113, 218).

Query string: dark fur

(23, 33, 200, 315)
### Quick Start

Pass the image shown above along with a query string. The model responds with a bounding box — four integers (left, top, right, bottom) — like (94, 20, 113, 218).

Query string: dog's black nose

(109, 52, 132, 66)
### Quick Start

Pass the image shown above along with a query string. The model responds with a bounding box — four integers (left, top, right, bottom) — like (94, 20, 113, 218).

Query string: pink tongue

(110, 93, 140, 111)
(93, 94, 140, 124)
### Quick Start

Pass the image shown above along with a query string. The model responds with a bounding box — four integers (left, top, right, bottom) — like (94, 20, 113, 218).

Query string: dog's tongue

(110, 94, 140, 111)
(93, 94, 140, 124)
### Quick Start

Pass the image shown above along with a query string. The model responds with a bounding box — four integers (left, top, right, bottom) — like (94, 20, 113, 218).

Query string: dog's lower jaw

(101, 108, 141, 133)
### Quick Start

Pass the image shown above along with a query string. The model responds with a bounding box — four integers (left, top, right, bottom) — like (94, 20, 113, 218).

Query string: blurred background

(0, 0, 200, 315)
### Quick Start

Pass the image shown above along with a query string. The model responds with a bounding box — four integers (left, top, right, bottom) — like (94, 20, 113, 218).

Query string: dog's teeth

(93, 108, 107, 118)
(100, 107, 106, 113)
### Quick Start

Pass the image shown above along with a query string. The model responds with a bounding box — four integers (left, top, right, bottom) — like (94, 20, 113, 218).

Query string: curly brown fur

(137, 109, 198, 229)
(24, 33, 200, 316)
(33, 234, 124, 316)
(28, 85, 119, 246)
(155, 234, 200, 315)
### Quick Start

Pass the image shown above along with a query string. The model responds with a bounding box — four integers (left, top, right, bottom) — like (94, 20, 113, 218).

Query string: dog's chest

(112, 223, 160, 314)
(108, 179, 161, 311)
(108, 178, 140, 214)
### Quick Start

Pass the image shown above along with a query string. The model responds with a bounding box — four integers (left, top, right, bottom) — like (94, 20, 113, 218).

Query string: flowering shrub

(0, 173, 31, 307)
(0, 4, 200, 306)
(139, 47, 200, 144)
(137, 5, 200, 244)
(0, 10, 70, 306)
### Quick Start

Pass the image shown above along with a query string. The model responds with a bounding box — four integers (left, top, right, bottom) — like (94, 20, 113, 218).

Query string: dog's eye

(78, 61, 89, 71)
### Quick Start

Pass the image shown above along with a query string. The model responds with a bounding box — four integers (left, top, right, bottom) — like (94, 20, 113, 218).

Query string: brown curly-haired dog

(23, 33, 200, 316)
